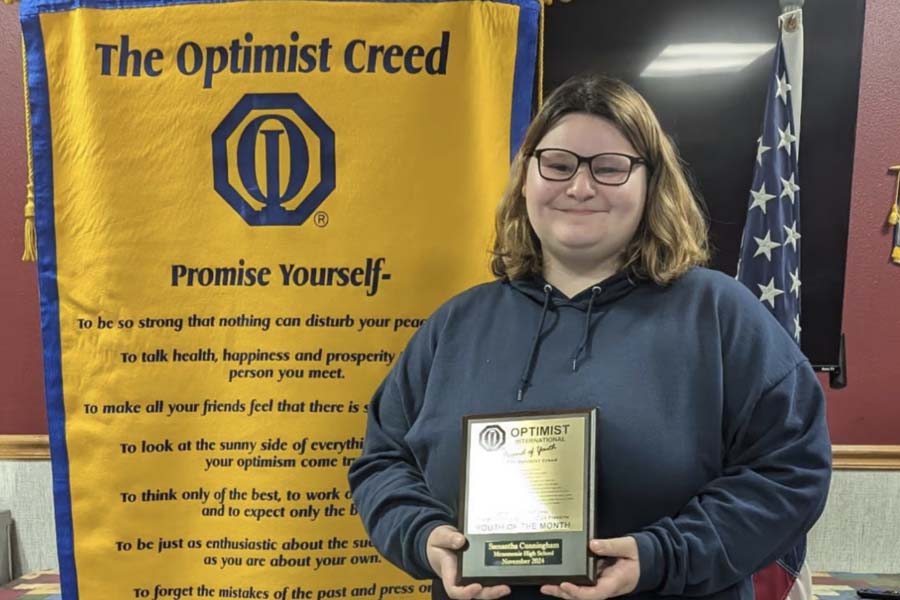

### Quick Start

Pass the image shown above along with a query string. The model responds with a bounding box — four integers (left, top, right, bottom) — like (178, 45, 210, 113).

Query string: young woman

(348, 74, 831, 600)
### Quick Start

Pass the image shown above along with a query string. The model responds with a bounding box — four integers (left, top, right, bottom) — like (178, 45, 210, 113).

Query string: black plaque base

(458, 531, 594, 586)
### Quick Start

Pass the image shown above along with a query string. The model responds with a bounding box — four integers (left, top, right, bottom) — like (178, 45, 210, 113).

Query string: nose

(565, 164, 597, 201)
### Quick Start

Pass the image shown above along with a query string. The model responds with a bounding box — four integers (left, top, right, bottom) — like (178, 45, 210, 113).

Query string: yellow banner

(21, 0, 539, 598)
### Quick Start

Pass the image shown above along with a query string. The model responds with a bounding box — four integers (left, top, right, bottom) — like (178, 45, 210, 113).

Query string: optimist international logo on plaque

(479, 425, 506, 451)
(212, 93, 336, 226)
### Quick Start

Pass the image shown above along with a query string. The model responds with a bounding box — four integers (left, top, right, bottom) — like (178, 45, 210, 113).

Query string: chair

(0, 510, 11, 584)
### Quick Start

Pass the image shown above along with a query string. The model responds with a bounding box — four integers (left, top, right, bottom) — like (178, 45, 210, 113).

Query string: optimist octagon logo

(478, 425, 506, 452)
(212, 93, 335, 226)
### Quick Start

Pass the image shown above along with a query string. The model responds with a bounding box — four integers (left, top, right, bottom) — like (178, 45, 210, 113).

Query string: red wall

(0, 1, 898, 442)
(823, 0, 900, 444)
(0, 3, 47, 435)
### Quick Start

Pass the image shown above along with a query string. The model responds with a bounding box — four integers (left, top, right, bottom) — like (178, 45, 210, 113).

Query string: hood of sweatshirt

(507, 270, 639, 308)
(507, 271, 640, 401)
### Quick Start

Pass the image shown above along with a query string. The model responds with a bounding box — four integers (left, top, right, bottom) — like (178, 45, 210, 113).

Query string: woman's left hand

(540, 537, 640, 600)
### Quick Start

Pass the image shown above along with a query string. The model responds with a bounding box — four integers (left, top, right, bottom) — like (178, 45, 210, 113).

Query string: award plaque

(458, 409, 597, 586)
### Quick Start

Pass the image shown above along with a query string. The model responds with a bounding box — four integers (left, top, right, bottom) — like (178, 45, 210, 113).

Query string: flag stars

(784, 222, 801, 251)
(775, 71, 792, 104)
(789, 268, 802, 296)
(750, 183, 777, 214)
(780, 173, 800, 203)
(778, 124, 797, 153)
(757, 136, 771, 165)
(758, 277, 785, 308)
(753, 230, 782, 261)
(737, 34, 802, 347)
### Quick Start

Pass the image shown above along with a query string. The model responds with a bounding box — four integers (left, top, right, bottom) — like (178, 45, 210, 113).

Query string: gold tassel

(890, 166, 900, 264)
(2, 0, 20, 5)
(889, 166, 900, 227)
(22, 184, 36, 262)
(21, 37, 37, 262)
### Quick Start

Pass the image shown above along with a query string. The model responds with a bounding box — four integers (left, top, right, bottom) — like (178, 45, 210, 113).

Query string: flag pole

(768, 8, 816, 598)
(738, 4, 811, 593)
(779, 1, 803, 152)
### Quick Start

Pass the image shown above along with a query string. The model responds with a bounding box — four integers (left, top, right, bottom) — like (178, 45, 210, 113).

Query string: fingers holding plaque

(458, 409, 597, 586)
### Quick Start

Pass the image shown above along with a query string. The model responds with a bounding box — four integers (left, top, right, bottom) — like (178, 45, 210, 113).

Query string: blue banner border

(18, 1, 539, 597)
(19, 10, 79, 600)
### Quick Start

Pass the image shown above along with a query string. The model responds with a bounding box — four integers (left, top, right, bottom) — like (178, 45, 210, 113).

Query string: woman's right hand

(426, 525, 511, 600)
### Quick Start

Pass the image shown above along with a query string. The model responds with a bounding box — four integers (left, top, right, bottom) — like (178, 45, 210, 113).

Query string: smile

(554, 208, 609, 216)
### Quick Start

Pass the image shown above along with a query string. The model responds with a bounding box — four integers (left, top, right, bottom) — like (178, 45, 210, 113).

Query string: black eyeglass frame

(531, 148, 647, 186)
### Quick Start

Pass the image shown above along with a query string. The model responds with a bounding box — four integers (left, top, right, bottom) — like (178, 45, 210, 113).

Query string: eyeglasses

(532, 148, 646, 186)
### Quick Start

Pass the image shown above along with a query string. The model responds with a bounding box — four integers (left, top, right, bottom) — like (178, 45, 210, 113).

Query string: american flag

(736, 18, 802, 343)
(737, 10, 812, 600)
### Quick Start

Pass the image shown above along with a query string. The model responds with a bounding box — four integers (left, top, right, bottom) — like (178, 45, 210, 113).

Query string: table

(0, 571, 59, 600)
(1, 571, 898, 599)
(815, 573, 900, 599)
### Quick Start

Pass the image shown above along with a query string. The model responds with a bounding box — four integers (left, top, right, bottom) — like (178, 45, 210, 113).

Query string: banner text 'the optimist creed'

(94, 31, 451, 88)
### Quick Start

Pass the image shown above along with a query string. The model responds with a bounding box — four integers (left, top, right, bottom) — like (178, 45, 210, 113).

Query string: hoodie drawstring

(517, 284, 553, 402)
(571, 286, 602, 371)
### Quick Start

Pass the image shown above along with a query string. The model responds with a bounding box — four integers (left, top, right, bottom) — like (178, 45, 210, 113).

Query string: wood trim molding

(832, 445, 900, 470)
(0, 435, 50, 460)
(1, 436, 898, 468)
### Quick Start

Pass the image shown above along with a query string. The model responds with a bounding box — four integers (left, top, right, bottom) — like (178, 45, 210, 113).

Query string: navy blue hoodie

(348, 268, 831, 600)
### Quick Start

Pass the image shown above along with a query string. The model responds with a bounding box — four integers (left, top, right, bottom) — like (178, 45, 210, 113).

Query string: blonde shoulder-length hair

(491, 74, 710, 285)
